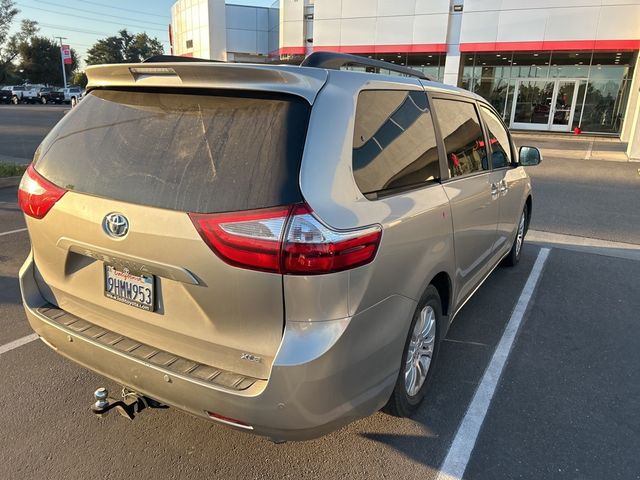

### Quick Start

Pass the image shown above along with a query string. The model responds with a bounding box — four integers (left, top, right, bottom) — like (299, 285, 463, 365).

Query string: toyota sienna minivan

(18, 52, 541, 441)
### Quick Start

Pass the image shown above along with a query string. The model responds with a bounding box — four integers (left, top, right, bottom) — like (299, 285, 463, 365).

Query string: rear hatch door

(28, 86, 313, 379)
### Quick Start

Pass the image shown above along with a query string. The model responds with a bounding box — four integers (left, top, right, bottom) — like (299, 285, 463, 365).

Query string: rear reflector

(18, 165, 67, 219)
(189, 204, 382, 275)
(206, 411, 253, 430)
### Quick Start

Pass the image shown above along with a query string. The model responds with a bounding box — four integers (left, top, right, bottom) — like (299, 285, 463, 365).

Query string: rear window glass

(34, 89, 311, 213)
(352, 90, 441, 198)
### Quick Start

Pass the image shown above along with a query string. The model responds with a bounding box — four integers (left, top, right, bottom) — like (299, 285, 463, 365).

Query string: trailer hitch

(90, 387, 167, 420)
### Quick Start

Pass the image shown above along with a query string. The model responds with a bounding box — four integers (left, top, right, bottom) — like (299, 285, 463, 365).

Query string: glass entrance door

(511, 80, 555, 130)
(549, 80, 580, 132)
(510, 79, 580, 132)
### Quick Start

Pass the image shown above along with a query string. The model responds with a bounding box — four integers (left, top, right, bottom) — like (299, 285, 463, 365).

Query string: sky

(10, 0, 275, 67)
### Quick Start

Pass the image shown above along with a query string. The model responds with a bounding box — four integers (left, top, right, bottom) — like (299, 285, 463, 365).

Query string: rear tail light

(190, 206, 290, 273)
(18, 165, 67, 219)
(189, 204, 382, 275)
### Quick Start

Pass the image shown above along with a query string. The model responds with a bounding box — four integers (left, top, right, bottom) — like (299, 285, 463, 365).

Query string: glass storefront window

(580, 79, 628, 133)
(548, 51, 589, 78)
(461, 49, 636, 134)
(405, 53, 446, 82)
(512, 53, 550, 78)
(473, 77, 510, 115)
(338, 53, 445, 82)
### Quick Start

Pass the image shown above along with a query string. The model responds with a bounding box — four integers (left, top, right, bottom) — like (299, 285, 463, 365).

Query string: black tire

(503, 204, 528, 267)
(383, 285, 443, 417)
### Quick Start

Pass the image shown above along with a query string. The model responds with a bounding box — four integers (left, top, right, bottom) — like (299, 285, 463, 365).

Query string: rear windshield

(34, 89, 311, 213)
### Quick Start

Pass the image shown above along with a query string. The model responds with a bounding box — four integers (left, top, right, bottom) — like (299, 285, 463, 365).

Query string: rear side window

(432, 98, 488, 178)
(34, 89, 311, 213)
(480, 105, 512, 169)
(352, 90, 440, 197)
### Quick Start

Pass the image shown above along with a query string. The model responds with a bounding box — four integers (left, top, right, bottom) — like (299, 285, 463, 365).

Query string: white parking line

(436, 248, 551, 480)
(527, 230, 640, 262)
(0, 333, 38, 356)
(0, 227, 27, 237)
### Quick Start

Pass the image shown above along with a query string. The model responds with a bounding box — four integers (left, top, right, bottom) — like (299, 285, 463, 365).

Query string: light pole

(55, 36, 68, 88)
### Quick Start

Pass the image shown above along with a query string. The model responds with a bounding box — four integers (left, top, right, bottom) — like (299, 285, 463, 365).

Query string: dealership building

(170, 0, 640, 152)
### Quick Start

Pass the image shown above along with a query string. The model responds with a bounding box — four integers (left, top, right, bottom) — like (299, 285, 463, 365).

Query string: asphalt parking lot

(0, 105, 67, 163)
(1, 105, 640, 479)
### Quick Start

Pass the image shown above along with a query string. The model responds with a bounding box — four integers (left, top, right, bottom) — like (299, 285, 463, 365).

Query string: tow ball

(90, 387, 167, 420)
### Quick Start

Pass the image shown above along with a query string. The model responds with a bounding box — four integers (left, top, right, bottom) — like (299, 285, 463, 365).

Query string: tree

(17, 35, 78, 85)
(0, 0, 19, 82)
(0, 0, 18, 47)
(70, 70, 87, 88)
(86, 29, 164, 65)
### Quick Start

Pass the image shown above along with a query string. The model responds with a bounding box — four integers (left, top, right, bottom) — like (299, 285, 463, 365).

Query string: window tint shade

(432, 98, 488, 178)
(480, 105, 512, 169)
(352, 90, 440, 196)
(34, 89, 311, 213)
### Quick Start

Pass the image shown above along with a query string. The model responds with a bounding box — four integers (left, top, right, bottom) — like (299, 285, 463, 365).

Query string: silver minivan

(18, 53, 541, 441)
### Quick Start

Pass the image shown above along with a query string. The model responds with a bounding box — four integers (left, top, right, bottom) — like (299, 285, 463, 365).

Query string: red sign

(61, 44, 72, 65)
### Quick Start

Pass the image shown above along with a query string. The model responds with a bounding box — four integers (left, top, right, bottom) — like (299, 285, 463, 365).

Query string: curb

(0, 176, 21, 189)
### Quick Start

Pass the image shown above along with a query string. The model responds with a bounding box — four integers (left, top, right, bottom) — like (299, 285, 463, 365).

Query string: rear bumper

(20, 253, 415, 441)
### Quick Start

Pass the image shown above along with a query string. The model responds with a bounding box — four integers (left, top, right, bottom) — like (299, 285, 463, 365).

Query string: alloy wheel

(404, 305, 437, 397)
(515, 210, 526, 257)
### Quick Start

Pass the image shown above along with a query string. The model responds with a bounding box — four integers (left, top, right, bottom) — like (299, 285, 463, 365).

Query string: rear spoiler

(85, 62, 328, 104)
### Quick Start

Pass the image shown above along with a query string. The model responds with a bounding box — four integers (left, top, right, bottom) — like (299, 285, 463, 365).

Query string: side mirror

(519, 146, 543, 166)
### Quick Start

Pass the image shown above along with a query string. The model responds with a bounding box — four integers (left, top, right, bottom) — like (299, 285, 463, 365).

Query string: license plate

(104, 265, 155, 311)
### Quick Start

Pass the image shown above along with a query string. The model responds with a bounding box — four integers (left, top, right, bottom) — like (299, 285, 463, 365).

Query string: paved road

(514, 137, 640, 245)
(1, 111, 640, 479)
(0, 105, 67, 163)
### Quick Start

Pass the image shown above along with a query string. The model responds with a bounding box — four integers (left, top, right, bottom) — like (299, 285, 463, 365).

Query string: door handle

(499, 180, 508, 193)
(491, 183, 499, 196)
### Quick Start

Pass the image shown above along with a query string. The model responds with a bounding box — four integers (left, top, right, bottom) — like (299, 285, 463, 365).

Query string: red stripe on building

(313, 44, 447, 54)
(278, 46, 306, 55)
(460, 39, 640, 52)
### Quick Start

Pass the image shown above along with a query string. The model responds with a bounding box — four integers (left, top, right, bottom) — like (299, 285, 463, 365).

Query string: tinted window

(34, 89, 311, 213)
(480, 105, 512, 169)
(432, 98, 488, 178)
(352, 90, 440, 196)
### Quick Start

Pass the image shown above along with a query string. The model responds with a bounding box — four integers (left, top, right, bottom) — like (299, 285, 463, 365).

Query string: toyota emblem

(103, 213, 129, 238)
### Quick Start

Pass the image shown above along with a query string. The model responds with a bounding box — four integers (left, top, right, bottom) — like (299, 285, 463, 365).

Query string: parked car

(39, 87, 65, 104)
(62, 86, 84, 106)
(9, 84, 44, 104)
(0, 86, 11, 104)
(18, 53, 541, 442)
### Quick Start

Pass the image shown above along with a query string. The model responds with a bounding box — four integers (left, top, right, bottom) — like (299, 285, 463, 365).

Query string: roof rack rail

(300, 51, 433, 81)
(143, 55, 223, 63)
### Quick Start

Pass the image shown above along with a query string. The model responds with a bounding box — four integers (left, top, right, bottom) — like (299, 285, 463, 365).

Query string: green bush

(0, 163, 27, 178)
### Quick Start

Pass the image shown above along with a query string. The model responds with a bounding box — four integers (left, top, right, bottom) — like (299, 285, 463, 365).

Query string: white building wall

(279, 0, 305, 54)
(460, 0, 640, 47)
(226, 4, 270, 56)
(171, 0, 227, 61)
(172, 0, 640, 58)
(310, 0, 449, 52)
(171, 0, 279, 60)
